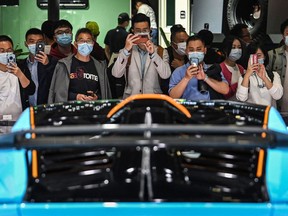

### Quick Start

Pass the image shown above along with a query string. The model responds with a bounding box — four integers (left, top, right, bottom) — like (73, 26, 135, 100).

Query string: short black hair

(0, 35, 13, 47)
(75, 28, 93, 41)
(132, 13, 150, 28)
(53, 19, 73, 33)
(198, 29, 213, 46)
(41, 20, 55, 40)
(186, 34, 206, 47)
(25, 28, 44, 41)
(280, 19, 288, 34)
(230, 23, 248, 38)
(170, 24, 186, 42)
(221, 35, 244, 58)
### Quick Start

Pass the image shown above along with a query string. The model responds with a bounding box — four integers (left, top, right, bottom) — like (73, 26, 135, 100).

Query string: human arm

(105, 45, 111, 60)
(196, 64, 229, 95)
(169, 64, 198, 98)
(266, 71, 283, 100)
(112, 34, 139, 78)
(236, 76, 249, 102)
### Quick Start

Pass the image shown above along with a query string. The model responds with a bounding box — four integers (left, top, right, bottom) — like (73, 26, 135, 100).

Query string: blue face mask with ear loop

(28, 44, 36, 55)
(77, 43, 93, 56)
(188, 51, 205, 63)
(0, 52, 8, 65)
(56, 33, 72, 46)
(229, 48, 242, 61)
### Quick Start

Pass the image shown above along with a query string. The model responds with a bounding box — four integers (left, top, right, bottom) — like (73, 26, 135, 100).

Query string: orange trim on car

(256, 149, 265, 178)
(30, 107, 38, 178)
(261, 106, 270, 138)
(32, 150, 38, 178)
(107, 94, 191, 118)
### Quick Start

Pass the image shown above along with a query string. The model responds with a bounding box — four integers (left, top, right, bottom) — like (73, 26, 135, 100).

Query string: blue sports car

(1, 94, 288, 216)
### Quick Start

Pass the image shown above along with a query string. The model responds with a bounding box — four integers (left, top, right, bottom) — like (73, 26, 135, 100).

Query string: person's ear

(24, 41, 28, 48)
(74, 41, 78, 48)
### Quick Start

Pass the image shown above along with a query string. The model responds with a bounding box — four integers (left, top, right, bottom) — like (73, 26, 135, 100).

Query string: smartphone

(36, 41, 45, 54)
(250, 54, 258, 65)
(189, 57, 199, 67)
(7, 53, 16, 65)
(135, 33, 149, 44)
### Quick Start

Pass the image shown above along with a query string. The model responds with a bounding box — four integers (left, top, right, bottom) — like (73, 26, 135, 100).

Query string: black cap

(118, 13, 130, 23)
(170, 24, 186, 33)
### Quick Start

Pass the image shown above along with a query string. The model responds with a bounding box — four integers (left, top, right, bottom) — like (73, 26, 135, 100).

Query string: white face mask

(173, 42, 186, 56)
(285, 36, 288, 46)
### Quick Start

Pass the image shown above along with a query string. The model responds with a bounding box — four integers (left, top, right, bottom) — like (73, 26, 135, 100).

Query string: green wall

(0, 0, 130, 52)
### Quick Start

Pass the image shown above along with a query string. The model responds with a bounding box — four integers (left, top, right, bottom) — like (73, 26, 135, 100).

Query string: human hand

(124, 34, 139, 51)
(6, 62, 23, 77)
(144, 39, 155, 54)
(171, 59, 184, 69)
(256, 64, 266, 80)
(86, 90, 98, 100)
(35, 51, 49, 65)
(196, 64, 205, 80)
(185, 64, 199, 80)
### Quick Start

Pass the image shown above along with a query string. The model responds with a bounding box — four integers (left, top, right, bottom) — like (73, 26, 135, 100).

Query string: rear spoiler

(1, 124, 288, 149)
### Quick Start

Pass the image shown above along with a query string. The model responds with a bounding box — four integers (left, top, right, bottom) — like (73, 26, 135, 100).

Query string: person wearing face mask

(17, 28, 58, 106)
(160, 24, 189, 95)
(48, 28, 111, 103)
(219, 36, 245, 100)
(236, 42, 283, 107)
(267, 19, 288, 112)
(198, 29, 224, 65)
(112, 13, 171, 99)
(169, 35, 229, 100)
(50, 19, 77, 60)
(0, 35, 35, 120)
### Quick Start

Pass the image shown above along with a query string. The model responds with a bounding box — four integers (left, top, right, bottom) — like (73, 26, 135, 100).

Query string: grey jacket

(112, 45, 171, 99)
(267, 45, 287, 85)
(48, 55, 111, 104)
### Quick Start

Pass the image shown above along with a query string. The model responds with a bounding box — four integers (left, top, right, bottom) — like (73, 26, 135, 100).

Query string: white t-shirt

(236, 72, 283, 107)
(0, 70, 22, 120)
(138, 4, 157, 29)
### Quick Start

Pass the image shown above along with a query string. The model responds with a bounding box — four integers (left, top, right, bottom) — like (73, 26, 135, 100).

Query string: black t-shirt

(68, 56, 101, 100)
(104, 26, 128, 55)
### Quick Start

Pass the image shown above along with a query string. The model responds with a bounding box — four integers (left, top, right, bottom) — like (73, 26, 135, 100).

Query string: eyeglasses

(0, 48, 13, 53)
(54, 29, 72, 35)
(77, 39, 93, 44)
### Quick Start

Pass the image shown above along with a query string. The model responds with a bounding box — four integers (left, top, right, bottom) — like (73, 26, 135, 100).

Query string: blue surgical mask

(78, 43, 93, 56)
(0, 52, 8, 65)
(285, 36, 288, 46)
(188, 51, 205, 63)
(56, 33, 72, 46)
(258, 58, 265, 65)
(28, 44, 36, 55)
(229, 48, 242, 61)
(174, 42, 186, 56)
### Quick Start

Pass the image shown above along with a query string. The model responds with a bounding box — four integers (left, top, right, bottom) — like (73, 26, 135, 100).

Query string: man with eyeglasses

(50, 19, 77, 59)
(17, 28, 58, 106)
(0, 35, 35, 120)
(112, 13, 171, 99)
(48, 28, 111, 103)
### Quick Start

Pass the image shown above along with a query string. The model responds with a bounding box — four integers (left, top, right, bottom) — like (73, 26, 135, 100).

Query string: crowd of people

(1, 0, 288, 123)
